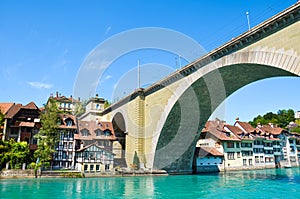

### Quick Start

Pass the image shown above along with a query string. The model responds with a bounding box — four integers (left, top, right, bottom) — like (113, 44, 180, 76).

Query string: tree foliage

(249, 109, 295, 128)
(0, 140, 31, 169)
(73, 100, 86, 117)
(104, 100, 111, 109)
(34, 98, 59, 165)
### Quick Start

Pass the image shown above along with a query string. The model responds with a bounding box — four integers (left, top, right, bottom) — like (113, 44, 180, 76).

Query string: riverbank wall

(0, 169, 168, 179)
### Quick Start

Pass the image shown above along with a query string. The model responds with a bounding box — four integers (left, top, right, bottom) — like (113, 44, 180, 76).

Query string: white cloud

(104, 75, 112, 80)
(28, 82, 53, 89)
(104, 26, 112, 35)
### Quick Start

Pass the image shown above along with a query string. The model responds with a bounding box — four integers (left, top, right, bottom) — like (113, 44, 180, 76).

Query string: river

(1, 168, 299, 198)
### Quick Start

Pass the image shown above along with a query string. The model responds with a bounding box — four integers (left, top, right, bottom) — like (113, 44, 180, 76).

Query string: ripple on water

(0, 168, 300, 198)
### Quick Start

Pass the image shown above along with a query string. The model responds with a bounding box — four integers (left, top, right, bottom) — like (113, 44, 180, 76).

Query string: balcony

(264, 146, 273, 150)
(274, 152, 281, 156)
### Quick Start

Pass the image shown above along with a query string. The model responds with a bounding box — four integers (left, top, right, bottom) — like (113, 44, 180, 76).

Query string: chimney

(96, 93, 99, 98)
(50, 93, 53, 98)
(78, 97, 80, 102)
(56, 91, 59, 98)
(70, 95, 73, 99)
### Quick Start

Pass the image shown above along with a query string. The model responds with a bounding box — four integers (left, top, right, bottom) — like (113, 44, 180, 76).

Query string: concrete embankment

(0, 169, 168, 179)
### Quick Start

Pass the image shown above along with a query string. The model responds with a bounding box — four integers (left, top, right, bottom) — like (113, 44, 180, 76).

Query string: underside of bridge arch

(153, 63, 297, 173)
(112, 112, 127, 168)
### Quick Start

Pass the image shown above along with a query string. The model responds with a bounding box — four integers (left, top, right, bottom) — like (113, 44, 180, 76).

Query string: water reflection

(0, 168, 300, 198)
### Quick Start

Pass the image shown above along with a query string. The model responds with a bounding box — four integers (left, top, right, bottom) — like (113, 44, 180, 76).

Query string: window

(90, 165, 94, 171)
(248, 159, 253, 165)
(237, 152, 241, 158)
(227, 152, 235, 160)
(105, 164, 110, 170)
(84, 151, 89, 159)
(96, 104, 99, 109)
(260, 156, 264, 163)
(66, 119, 73, 127)
(82, 129, 89, 137)
(95, 129, 103, 136)
(227, 142, 234, 148)
(243, 159, 247, 165)
(96, 165, 100, 171)
(236, 143, 240, 148)
(104, 130, 112, 136)
(255, 156, 259, 163)
(84, 165, 88, 171)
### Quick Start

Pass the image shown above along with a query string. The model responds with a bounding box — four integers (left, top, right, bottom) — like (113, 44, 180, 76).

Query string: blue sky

(0, 0, 299, 124)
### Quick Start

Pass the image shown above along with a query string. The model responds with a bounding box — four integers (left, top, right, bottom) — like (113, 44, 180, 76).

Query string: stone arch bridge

(100, 2, 300, 173)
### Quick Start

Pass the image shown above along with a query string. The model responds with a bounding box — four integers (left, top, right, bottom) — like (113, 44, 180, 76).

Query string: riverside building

(194, 119, 300, 173)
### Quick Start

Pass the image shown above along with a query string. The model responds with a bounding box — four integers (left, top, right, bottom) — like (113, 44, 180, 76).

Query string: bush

(43, 162, 50, 170)
(28, 162, 36, 169)
(14, 163, 22, 170)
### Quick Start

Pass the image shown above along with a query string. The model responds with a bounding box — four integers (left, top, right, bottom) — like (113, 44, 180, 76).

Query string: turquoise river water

(1, 168, 300, 199)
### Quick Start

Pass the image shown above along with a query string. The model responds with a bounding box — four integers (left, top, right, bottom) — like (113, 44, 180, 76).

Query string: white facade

(295, 111, 300, 119)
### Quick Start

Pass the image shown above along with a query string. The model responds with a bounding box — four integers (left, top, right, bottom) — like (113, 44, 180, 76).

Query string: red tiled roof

(23, 102, 39, 109)
(0, 103, 14, 114)
(203, 121, 240, 141)
(258, 125, 284, 136)
(58, 113, 77, 129)
(224, 125, 243, 135)
(235, 121, 257, 133)
(5, 102, 39, 119)
(197, 147, 223, 157)
(5, 104, 22, 119)
(225, 124, 253, 140)
(77, 120, 116, 141)
(51, 95, 79, 103)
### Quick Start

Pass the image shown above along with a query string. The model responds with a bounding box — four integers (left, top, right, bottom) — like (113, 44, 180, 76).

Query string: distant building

(0, 103, 15, 139)
(78, 94, 105, 121)
(48, 91, 79, 113)
(1, 102, 41, 151)
(195, 119, 300, 173)
(295, 111, 300, 119)
(194, 120, 241, 172)
(75, 120, 125, 171)
(75, 143, 115, 173)
(53, 114, 77, 169)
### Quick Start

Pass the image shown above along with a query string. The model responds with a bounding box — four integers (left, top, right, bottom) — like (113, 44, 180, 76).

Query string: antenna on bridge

(178, 55, 182, 68)
(246, 11, 251, 31)
(138, 59, 141, 88)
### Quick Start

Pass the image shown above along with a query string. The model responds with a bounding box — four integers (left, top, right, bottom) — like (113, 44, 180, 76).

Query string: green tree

(250, 109, 296, 128)
(73, 100, 86, 117)
(104, 100, 111, 109)
(290, 126, 300, 134)
(0, 140, 11, 169)
(277, 109, 295, 128)
(0, 140, 31, 169)
(9, 141, 31, 169)
(249, 115, 267, 127)
(34, 98, 59, 169)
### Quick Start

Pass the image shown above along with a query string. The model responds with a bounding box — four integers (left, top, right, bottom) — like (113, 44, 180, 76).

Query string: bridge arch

(151, 49, 300, 173)
(112, 112, 127, 167)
